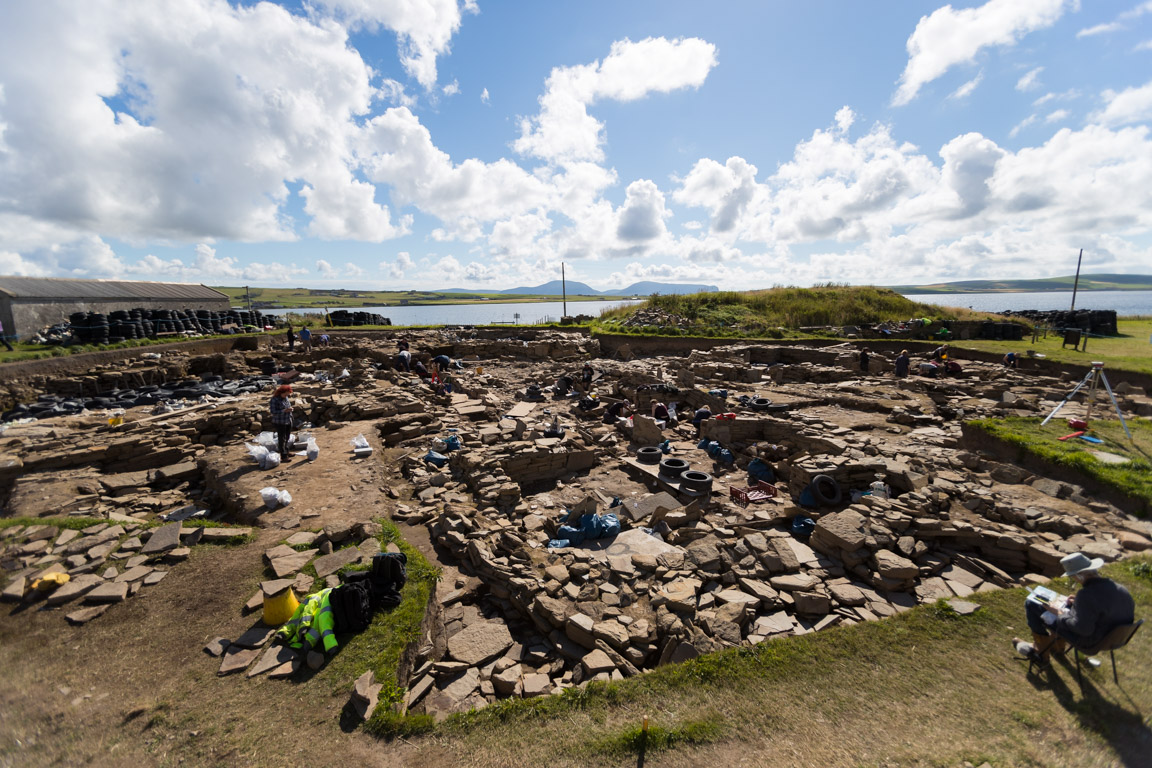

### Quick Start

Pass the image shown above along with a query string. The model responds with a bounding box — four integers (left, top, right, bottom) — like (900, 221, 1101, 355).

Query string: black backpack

(328, 582, 373, 633)
(368, 552, 407, 610)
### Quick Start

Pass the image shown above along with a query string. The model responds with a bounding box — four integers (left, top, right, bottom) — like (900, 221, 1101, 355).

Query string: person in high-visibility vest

(277, 588, 338, 654)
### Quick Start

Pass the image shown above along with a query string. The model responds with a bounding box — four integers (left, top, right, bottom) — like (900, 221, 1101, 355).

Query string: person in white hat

(1013, 552, 1135, 666)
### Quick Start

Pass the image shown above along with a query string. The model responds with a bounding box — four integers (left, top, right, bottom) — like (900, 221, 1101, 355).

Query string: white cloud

(1120, 1, 1152, 19)
(480, 87, 490, 104)
(442, 79, 460, 97)
(0, 0, 411, 248)
(668, 108, 1152, 286)
(1016, 67, 1044, 91)
(949, 72, 984, 100)
(514, 37, 717, 164)
(1092, 80, 1152, 126)
(1009, 114, 1038, 137)
(387, 251, 414, 279)
(311, 0, 471, 90)
(1045, 108, 1071, 123)
(616, 180, 669, 242)
(317, 259, 336, 277)
(893, 0, 1072, 106)
(1137, 40, 1152, 51)
(1077, 22, 1122, 37)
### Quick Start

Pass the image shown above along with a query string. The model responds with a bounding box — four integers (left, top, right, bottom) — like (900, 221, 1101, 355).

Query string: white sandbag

(245, 442, 269, 465)
(350, 434, 370, 450)
(277, 490, 292, 506)
(260, 487, 281, 509)
(262, 451, 281, 470)
(256, 431, 278, 450)
(306, 438, 319, 462)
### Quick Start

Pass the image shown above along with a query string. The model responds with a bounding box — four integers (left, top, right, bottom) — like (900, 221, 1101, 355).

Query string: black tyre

(751, 397, 772, 410)
(658, 457, 689, 477)
(811, 474, 842, 506)
(637, 446, 662, 465)
(680, 470, 713, 492)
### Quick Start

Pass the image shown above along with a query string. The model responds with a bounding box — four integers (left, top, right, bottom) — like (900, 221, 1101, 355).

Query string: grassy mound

(593, 285, 1003, 337)
(969, 416, 1152, 513)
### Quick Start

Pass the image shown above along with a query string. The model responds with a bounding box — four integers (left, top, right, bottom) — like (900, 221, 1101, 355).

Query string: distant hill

(606, 281, 718, 296)
(501, 280, 601, 295)
(887, 273, 1152, 294)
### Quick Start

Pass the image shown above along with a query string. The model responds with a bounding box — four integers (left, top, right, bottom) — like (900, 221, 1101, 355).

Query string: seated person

(1003, 351, 1018, 369)
(602, 399, 632, 424)
(412, 360, 430, 378)
(918, 361, 939, 378)
(931, 343, 949, 362)
(651, 401, 670, 422)
(1014, 552, 1135, 666)
(318, 334, 330, 347)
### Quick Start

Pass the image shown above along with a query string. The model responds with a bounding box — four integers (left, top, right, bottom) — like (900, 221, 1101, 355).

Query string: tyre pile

(998, 309, 1117, 336)
(976, 321, 1026, 341)
(2, 373, 277, 422)
(328, 310, 391, 327)
(65, 308, 269, 345)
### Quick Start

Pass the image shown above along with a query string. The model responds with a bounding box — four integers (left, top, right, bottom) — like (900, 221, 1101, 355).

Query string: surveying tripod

(1041, 362, 1132, 440)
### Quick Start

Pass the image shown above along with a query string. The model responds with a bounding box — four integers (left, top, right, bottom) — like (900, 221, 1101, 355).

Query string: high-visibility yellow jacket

(277, 588, 337, 653)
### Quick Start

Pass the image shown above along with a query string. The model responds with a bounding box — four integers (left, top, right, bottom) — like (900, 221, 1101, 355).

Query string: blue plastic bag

(748, 458, 775, 482)
(791, 516, 816, 537)
(443, 434, 462, 451)
(424, 450, 448, 468)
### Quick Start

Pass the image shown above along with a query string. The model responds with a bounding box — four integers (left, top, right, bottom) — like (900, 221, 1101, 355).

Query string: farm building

(0, 277, 230, 340)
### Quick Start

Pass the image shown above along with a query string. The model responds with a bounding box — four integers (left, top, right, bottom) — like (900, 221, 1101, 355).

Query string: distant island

(886, 273, 1152, 294)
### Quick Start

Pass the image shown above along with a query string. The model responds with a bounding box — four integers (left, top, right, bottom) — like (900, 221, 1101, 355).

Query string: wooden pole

(562, 262, 567, 319)
(1070, 249, 1083, 311)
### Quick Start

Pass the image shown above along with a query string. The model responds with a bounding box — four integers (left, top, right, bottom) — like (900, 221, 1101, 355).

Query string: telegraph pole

(562, 262, 567, 318)
(1070, 249, 1083, 311)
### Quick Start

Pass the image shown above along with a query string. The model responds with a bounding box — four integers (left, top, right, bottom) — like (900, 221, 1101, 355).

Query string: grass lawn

(951, 317, 1152, 376)
(411, 559, 1152, 767)
(968, 416, 1152, 510)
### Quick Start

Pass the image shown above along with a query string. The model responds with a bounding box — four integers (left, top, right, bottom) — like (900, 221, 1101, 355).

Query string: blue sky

(1, 0, 1150, 291)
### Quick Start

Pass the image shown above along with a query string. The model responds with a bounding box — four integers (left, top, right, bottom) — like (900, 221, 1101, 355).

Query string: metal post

(562, 262, 567, 319)
(1070, 249, 1083, 311)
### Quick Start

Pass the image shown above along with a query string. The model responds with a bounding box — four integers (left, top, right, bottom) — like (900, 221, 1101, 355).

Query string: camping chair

(1071, 619, 1143, 688)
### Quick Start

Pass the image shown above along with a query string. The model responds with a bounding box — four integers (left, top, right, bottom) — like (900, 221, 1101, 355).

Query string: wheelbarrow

(730, 480, 778, 508)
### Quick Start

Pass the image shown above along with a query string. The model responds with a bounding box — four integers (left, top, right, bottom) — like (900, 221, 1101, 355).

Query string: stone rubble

(2, 328, 1150, 724)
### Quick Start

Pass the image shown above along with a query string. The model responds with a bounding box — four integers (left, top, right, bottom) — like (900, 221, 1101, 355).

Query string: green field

(952, 318, 1152, 376)
(889, 273, 1152, 294)
(214, 286, 608, 309)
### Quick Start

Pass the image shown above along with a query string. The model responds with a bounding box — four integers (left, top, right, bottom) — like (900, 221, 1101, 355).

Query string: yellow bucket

(263, 586, 300, 626)
(107, 416, 124, 426)
(476, 366, 483, 375)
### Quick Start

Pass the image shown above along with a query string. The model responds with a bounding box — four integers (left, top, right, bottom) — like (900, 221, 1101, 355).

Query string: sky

(1, 0, 1151, 292)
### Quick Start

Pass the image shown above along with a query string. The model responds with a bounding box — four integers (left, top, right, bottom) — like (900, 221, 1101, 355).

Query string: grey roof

(0, 276, 228, 302)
